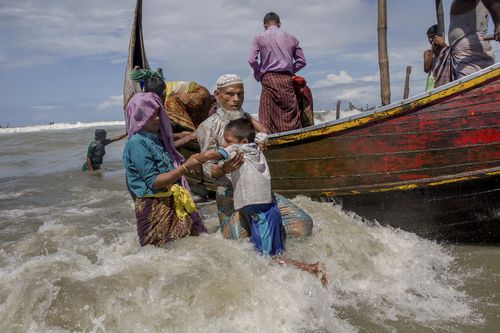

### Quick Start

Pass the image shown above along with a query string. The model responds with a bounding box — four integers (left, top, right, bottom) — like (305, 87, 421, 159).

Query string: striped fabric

(433, 32, 494, 88)
(216, 185, 313, 240)
(259, 72, 302, 134)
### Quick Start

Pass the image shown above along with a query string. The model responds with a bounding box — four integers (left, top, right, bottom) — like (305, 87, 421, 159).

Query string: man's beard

(219, 106, 244, 120)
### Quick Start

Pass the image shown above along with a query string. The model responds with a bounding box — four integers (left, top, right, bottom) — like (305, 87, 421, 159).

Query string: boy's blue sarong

(241, 203, 284, 256)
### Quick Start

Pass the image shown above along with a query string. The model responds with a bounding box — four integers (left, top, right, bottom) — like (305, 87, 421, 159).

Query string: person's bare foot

(310, 262, 329, 287)
(318, 263, 329, 288)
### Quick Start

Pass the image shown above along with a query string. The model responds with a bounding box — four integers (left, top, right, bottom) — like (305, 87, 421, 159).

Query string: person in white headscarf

(197, 74, 314, 241)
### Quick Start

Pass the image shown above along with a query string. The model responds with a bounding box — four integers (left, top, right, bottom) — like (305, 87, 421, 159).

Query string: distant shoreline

(0, 121, 125, 135)
(0, 109, 363, 136)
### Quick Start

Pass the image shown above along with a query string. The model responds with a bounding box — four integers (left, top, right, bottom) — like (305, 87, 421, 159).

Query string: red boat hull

(264, 65, 500, 241)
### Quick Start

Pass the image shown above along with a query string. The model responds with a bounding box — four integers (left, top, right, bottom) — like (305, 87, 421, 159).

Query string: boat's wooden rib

(124, 0, 500, 242)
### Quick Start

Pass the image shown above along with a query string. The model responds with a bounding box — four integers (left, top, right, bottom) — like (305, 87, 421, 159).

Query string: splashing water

(0, 123, 497, 333)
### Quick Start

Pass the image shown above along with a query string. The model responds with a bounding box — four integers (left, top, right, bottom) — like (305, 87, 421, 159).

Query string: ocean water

(0, 120, 499, 333)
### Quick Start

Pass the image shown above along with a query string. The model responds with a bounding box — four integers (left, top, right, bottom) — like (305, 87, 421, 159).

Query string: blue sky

(0, 0, 499, 127)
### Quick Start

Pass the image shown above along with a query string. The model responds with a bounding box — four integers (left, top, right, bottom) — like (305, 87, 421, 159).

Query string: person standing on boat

(423, 24, 447, 91)
(433, 0, 499, 87)
(248, 12, 306, 134)
(196, 74, 313, 240)
(82, 130, 127, 171)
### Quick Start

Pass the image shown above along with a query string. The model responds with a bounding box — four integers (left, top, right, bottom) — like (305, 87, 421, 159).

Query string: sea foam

(0, 121, 125, 135)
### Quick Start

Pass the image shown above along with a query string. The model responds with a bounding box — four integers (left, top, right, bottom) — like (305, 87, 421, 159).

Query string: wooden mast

(435, 0, 445, 36)
(123, 0, 150, 109)
(377, 0, 391, 106)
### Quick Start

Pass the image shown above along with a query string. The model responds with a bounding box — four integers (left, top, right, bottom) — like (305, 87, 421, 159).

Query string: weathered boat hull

(338, 170, 500, 242)
(263, 65, 500, 242)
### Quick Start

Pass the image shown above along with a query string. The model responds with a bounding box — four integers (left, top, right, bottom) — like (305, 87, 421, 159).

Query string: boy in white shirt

(194, 118, 328, 285)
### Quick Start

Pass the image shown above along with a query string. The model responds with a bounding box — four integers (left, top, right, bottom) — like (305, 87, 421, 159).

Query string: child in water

(82, 129, 127, 171)
(194, 118, 328, 286)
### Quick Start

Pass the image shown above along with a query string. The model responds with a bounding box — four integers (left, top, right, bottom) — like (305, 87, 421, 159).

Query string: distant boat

(124, 0, 500, 242)
(349, 102, 375, 112)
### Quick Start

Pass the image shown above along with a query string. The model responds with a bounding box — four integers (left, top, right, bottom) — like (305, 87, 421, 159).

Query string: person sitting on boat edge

(123, 91, 207, 246)
(433, 0, 499, 87)
(82, 129, 127, 171)
(195, 117, 327, 286)
(196, 73, 314, 241)
(423, 24, 446, 91)
(248, 12, 306, 134)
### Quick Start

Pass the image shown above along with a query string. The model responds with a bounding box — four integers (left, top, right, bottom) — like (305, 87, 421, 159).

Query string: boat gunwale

(267, 63, 500, 147)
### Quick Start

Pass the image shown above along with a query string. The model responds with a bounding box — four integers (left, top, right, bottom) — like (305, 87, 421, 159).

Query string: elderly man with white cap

(197, 74, 313, 240)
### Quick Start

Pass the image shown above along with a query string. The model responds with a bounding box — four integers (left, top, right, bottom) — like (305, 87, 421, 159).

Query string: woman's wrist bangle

(181, 164, 189, 174)
(176, 167, 183, 177)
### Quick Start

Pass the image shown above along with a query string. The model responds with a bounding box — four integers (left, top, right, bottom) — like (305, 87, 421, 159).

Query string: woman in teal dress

(123, 92, 206, 246)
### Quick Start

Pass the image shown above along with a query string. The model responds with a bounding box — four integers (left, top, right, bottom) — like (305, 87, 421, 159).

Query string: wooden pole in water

(435, 0, 445, 36)
(377, 0, 391, 106)
(336, 100, 341, 119)
(403, 66, 411, 99)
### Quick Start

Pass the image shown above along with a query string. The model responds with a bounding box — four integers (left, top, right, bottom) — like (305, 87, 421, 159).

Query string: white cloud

(97, 95, 123, 110)
(312, 71, 353, 88)
(1, 0, 500, 125)
(360, 74, 379, 82)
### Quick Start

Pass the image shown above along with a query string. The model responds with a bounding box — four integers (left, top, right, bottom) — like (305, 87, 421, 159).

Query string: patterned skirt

(216, 184, 313, 240)
(134, 195, 206, 247)
(259, 72, 302, 134)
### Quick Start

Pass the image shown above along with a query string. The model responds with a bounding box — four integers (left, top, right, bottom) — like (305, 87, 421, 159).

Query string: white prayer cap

(216, 74, 243, 89)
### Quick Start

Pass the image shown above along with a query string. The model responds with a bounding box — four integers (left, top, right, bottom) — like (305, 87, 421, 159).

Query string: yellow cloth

(144, 184, 197, 220)
(165, 81, 198, 99)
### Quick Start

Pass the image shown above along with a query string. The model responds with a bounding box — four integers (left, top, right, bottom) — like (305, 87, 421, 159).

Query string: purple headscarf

(125, 92, 184, 166)
(125, 92, 207, 235)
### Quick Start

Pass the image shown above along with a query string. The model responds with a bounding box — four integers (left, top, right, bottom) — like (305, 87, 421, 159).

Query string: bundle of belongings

(130, 67, 215, 130)
(292, 75, 314, 127)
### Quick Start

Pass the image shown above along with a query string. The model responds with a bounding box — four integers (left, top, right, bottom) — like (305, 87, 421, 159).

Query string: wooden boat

(123, 0, 149, 110)
(265, 66, 500, 242)
(124, 0, 500, 242)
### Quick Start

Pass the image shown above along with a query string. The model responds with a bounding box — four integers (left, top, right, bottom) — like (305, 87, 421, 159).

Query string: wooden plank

(270, 163, 500, 193)
(267, 126, 500, 160)
(268, 144, 500, 181)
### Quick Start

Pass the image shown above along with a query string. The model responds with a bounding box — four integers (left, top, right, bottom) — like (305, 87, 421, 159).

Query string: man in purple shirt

(248, 12, 307, 133)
